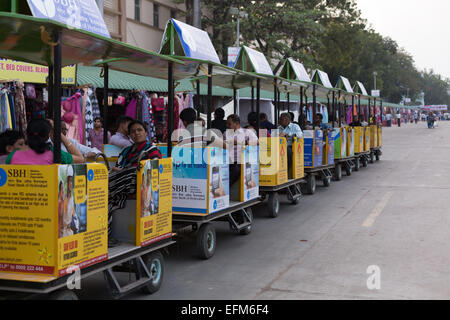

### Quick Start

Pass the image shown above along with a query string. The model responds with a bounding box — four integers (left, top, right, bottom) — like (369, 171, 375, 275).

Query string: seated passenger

(260, 113, 277, 134)
(278, 113, 303, 170)
(211, 108, 227, 134)
(6, 119, 84, 165)
(175, 108, 223, 148)
(108, 120, 162, 247)
(314, 113, 331, 130)
(224, 114, 259, 191)
(246, 112, 258, 131)
(349, 115, 362, 127)
(0, 130, 25, 164)
(110, 116, 134, 149)
(60, 121, 102, 159)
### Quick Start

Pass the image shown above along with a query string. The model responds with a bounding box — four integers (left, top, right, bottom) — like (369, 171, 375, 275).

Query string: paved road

(78, 121, 450, 300)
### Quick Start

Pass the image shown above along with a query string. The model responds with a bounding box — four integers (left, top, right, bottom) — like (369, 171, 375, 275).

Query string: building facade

(98, 0, 187, 52)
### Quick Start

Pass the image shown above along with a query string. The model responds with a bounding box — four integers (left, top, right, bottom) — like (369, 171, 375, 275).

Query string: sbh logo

(366, 265, 381, 290)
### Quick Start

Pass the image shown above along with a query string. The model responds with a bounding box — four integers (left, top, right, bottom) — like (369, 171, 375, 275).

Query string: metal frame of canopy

(0, 12, 185, 159)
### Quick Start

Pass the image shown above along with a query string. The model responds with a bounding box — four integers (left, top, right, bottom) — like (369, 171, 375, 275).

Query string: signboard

(240, 146, 259, 202)
(339, 76, 353, 93)
(26, 0, 111, 38)
(371, 90, 380, 97)
(0, 164, 108, 279)
(288, 58, 311, 83)
(136, 159, 172, 247)
(0, 58, 76, 85)
(170, 19, 221, 64)
(244, 46, 274, 76)
(356, 81, 368, 96)
(228, 47, 240, 68)
(314, 70, 333, 89)
(172, 147, 229, 215)
(259, 137, 288, 186)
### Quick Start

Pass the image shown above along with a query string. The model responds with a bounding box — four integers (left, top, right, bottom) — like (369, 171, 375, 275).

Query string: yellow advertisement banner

(57, 163, 108, 276)
(292, 137, 305, 179)
(377, 126, 382, 147)
(364, 127, 371, 151)
(0, 163, 108, 280)
(354, 127, 363, 153)
(137, 159, 172, 247)
(0, 165, 57, 277)
(260, 137, 288, 186)
(0, 58, 77, 85)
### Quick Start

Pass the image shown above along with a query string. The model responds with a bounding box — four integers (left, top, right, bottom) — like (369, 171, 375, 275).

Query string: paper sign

(27, 0, 111, 38)
(171, 19, 221, 64)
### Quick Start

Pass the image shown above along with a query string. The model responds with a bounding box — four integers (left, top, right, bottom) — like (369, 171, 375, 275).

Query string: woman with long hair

(5, 119, 84, 164)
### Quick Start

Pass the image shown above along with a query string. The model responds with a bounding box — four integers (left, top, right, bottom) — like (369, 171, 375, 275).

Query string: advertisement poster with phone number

(241, 146, 259, 202)
(208, 148, 229, 214)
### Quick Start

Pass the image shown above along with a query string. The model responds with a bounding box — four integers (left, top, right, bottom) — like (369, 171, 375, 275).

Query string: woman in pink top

(6, 119, 84, 165)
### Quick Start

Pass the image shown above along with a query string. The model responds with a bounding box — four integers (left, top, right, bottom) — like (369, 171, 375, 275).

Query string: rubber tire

(345, 165, 352, 176)
(48, 289, 78, 300)
(323, 176, 331, 187)
(354, 158, 360, 171)
(306, 174, 316, 195)
(362, 157, 368, 167)
(239, 208, 253, 235)
(196, 223, 216, 260)
(267, 193, 280, 218)
(334, 164, 342, 181)
(141, 250, 165, 294)
(376, 153, 380, 161)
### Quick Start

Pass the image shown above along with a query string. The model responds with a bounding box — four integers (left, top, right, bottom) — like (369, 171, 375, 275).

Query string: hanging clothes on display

(83, 88, 94, 147)
(0, 89, 12, 132)
(346, 106, 352, 124)
(125, 98, 137, 119)
(62, 92, 83, 144)
(141, 91, 155, 142)
(90, 88, 101, 120)
(14, 81, 27, 135)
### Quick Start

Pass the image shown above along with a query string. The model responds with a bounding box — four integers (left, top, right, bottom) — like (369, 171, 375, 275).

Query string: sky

(356, 0, 450, 79)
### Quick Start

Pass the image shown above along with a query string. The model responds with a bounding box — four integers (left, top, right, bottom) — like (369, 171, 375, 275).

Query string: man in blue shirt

(278, 113, 303, 171)
(315, 113, 331, 130)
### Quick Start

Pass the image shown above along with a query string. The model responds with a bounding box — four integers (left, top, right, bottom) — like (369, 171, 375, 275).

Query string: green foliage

(177, 0, 449, 105)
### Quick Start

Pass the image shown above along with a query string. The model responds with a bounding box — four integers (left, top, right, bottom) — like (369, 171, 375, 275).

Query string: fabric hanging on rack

(0, 90, 11, 132)
(62, 92, 83, 143)
(7, 92, 16, 130)
(14, 81, 27, 134)
(125, 98, 137, 119)
(90, 88, 101, 120)
(322, 105, 328, 123)
(141, 92, 155, 141)
(176, 93, 184, 129)
(306, 105, 312, 123)
(346, 106, 352, 124)
(162, 96, 180, 143)
(84, 89, 94, 147)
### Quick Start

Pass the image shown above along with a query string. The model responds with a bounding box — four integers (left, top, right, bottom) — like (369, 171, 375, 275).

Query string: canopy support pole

(52, 30, 62, 164)
(372, 98, 376, 125)
(251, 85, 255, 112)
(273, 84, 278, 126)
(287, 93, 290, 112)
(207, 64, 213, 129)
(233, 88, 237, 114)
(48, 65, 54, 119)
(338, 91, 341, 127)
(312, 84, 317, 130)
(168, 62, 174, 157)
(358, 95, 361, 118)
(367, 97, 371, 123)
(196, 80, 200, 113)
(103, 64, 109, 145)
(277, 90, 281, 123)
(327, 95, 330, 127)
(256, 79, 261, 138)
(331, 91, 336, 129)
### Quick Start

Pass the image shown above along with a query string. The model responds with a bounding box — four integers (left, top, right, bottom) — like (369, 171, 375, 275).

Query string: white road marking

(362, 191, 394, 228)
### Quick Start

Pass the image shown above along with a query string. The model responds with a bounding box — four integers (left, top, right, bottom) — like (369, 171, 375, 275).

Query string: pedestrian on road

(396, 111, 401, 127)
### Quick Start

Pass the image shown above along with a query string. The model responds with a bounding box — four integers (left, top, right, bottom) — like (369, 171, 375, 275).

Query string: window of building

(153, 4, 159, 28)
(134, 0, 140, 22)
